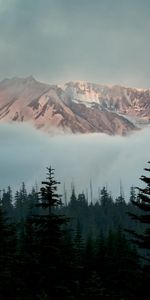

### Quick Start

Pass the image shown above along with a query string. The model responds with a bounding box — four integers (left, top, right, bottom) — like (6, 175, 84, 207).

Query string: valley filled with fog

(0, 123, 149, 201)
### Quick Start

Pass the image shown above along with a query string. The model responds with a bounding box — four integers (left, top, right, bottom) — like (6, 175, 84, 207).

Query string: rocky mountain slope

(0, 76, 149, 135)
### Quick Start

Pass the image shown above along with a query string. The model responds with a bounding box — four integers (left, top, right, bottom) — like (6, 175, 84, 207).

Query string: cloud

(0, 123, 149, 201)
(0, 0, 150, 87)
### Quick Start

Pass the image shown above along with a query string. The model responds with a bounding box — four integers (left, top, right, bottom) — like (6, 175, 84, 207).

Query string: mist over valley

(0, 122, 149, 201)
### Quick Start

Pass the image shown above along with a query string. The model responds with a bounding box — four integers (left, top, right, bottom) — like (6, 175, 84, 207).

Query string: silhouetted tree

(32, 167, 70, 299)
(126, 162, 150, 300)
(127, 162, 150, 257)
(100, 187, 113, 210)
(1, 186, 14, 220)
(129, 185, 137, 203)
(0, 206, 16, 300)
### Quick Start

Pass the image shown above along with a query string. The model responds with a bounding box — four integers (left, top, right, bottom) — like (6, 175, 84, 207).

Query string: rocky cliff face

(0, 76, 149, 135)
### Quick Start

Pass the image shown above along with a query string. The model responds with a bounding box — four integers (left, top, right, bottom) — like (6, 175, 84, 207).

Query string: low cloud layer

(0, 123, 149, 201)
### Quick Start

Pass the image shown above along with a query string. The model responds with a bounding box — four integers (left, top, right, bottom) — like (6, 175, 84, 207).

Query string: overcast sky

(0, 123, 149, 201)
(0, 0, 150, 87)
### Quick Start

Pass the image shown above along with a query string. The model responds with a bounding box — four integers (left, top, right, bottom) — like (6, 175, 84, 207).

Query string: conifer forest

(0, 163, 150, 300)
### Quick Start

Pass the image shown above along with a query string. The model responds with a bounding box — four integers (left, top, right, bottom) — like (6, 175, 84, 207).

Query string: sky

(0, 0, 150, 87)
(0, 123, 149, 201)
(0, 0, 149, 201)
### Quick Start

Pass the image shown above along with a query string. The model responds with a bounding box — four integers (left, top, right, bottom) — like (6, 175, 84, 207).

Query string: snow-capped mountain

(64, 81, 150, 125)
(0, 76, 149, 135)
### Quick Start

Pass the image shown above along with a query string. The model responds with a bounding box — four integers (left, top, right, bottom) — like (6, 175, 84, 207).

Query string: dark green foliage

(14, 182, 28, 221)
(127, 162, 150, 257)
(125, 162, 150, 300)
(29, 167, 70, 299)
(1, 186, 14, 220)
(0, 164, 149, 299)
(100, 186, 113, 210)
(0, 206, 17, 300)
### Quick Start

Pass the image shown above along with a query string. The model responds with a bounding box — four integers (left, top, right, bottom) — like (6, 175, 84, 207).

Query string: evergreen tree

(31, 166, 69, 299)
(0, 206, 16, 300)
(127, 162, 150, 256)
(27, 187, 39, 216)
(129, 185, 137, 203)
(1, 186, 14, 220)
(14, 189, 24, 221)
(69, 184, 77, 210)
(74, 219, 84, 266)
(100, 186, 113, 212)
(115, 183, 125, 206)
(126, 162, 150, 300)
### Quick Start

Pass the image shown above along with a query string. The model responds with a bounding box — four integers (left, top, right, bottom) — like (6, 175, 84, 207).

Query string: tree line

(0, 164, 149, 300)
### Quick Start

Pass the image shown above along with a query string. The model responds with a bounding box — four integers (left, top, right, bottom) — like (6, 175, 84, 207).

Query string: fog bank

(0, 123, 149, 201)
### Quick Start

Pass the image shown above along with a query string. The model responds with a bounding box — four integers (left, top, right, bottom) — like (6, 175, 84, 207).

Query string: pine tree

(31, 166, 69, 299)
(1, 186, 14, 220)
(0, 206, 16, 300)
(69, 184, 77, 210)
(127, 162, 150, 256)
(39, 167, 62, 212)
(115, 181, 125, 206)
(27, 187, 39, 216)
(74, 219, 84, 266)
(100, 186, 113, 214)
(129, 185, 137, 203)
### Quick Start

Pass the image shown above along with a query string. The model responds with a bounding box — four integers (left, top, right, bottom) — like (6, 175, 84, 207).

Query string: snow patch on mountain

(0, 76, 149, 135)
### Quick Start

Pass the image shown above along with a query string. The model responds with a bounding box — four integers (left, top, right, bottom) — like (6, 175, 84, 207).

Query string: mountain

(0, 76, 149, 135)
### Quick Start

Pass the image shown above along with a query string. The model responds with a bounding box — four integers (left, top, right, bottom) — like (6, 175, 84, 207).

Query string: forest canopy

(0, 163, 149, 300)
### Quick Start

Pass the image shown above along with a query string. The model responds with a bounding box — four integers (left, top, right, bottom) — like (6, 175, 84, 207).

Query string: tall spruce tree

(127, 162, 150, 256)
(125, 162, 150, 300)
(32, 166, 69, 299)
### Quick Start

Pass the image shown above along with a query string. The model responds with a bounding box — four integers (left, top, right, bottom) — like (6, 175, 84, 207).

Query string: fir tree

(127, 162, 150, 256)
(1, 186, 14, 220)
(129, 185, 137, 203)
(0, 206, 16, 300)
(31, 166, 69, 299)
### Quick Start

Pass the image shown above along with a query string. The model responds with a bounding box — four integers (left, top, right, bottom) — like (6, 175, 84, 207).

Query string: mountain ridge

(0, 76, 149, 135)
